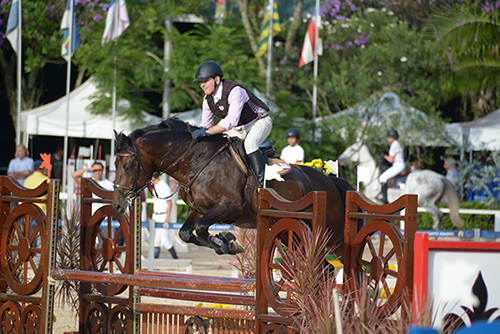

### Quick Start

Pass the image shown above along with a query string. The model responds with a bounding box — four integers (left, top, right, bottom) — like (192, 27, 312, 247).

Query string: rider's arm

(164, 199, 173, 225)
(200, 99, 215, 129)
(384, 154, 395, 163)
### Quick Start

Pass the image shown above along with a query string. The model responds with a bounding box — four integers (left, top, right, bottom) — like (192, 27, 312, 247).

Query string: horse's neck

(358, 145, 381, 194)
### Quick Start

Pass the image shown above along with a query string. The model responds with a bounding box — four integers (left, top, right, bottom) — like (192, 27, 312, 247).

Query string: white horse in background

(338, 142, 464, 230)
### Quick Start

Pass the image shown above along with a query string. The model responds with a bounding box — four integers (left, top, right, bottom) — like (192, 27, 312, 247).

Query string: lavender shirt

(200, 82, 267, 131)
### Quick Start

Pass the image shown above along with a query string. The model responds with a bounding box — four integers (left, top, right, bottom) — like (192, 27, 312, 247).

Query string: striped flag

(298, 15, 323, 68)
(6, 0, 19, 54)
(101, 0, 130, 45)
(255, 1, 281, 58)
(215, 0, 226, 23)
(61, 0, 81, 61)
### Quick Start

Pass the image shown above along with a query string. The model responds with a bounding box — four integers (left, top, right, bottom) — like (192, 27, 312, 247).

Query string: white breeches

(225, 116, 273, 154)
(379, 162, 406, 183)
(154, 224, 173, 249)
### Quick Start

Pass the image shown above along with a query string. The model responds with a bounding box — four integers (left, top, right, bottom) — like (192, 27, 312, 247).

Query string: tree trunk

(238, 0, 264, 71)
(284, 0, 304, 62)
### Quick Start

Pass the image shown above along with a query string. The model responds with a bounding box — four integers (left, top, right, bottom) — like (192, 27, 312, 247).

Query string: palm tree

(429, 2, 500, 117)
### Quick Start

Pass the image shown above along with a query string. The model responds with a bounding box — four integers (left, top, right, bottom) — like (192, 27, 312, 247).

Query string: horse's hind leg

(423, 203, 444, 230)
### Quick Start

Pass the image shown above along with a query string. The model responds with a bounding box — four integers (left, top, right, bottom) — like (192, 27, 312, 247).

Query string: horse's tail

(443, 177, 464, 228)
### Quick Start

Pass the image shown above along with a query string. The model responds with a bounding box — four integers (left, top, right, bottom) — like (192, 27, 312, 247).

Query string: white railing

(417, 207, 500, 232)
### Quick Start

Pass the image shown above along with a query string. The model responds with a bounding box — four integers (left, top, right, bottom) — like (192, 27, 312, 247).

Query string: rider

(281, 128, 304, 164)
(379, 129, 405, 204)
(192, 60, 273, 187)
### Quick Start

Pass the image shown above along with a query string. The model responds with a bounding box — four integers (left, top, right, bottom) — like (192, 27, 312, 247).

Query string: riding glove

(192, 128, 210, 141)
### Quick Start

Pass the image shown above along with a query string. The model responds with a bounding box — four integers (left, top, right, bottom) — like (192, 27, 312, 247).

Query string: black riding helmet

(193, 61, 224, 82)
(286, 128, 300, 139)
(386, 129, 399, 139)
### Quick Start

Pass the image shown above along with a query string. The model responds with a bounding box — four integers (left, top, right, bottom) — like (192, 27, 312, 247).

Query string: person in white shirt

(151, 175, 177, 259)
(72, 162, 114, 213)
(379, 129, 405, 204)
(280, 128, 304, 164)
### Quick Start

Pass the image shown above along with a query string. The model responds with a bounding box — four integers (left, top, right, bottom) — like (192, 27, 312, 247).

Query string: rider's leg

(243, 117, 273, 188)
(248, 150, 267, 187)
(381, 183, 388, 204)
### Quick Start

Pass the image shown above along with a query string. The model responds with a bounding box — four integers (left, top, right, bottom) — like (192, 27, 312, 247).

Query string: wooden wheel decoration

(85, 302, 108, 334)
(0, 301, 21, 334)
(261, 218, 310, 317)
(20, 304, 41, 334)
(0, 204, 45, 295)
(183, 316, 208, 334)
(84, 205, 130, 296)
(261, 323, 286, 334)
(351, 220, 404, 317)
(107, 305, 129, 334)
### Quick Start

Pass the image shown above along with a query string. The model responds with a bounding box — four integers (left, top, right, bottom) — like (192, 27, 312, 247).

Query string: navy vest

(206, 80, 269, 127)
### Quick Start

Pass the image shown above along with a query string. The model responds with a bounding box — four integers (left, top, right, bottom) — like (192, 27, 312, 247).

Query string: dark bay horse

(112, 118, 354, 259)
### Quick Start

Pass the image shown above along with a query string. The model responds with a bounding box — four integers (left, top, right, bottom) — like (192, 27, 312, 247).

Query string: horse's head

(113, 131, 153, 213)
(338, 142, 365, 165)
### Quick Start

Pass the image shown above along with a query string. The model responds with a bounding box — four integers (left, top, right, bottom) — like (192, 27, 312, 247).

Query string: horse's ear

(114, 130, 119, 139)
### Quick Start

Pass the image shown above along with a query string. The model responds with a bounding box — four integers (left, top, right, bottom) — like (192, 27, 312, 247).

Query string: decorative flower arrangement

(297, 159, 334, 175)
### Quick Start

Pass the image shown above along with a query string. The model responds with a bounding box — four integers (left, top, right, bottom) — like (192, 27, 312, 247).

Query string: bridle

(114, 137, 197, 203)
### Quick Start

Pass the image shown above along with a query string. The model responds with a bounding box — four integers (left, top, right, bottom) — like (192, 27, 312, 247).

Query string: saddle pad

(265, 158, 291, 182)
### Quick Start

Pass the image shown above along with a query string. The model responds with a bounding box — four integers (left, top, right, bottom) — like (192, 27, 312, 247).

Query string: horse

(338, 142, 464, 230)
(112, 118, 355, 259)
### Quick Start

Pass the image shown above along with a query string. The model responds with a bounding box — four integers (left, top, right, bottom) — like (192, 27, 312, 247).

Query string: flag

(101, 0, 130, 45)
(255, 1, 281, 58)
(215, 0, 226, 23)
(6, 0, 19, 54)
(298, 15, 323, 68)
(40, 153, 51, 179)
(61, 0, 81, 60)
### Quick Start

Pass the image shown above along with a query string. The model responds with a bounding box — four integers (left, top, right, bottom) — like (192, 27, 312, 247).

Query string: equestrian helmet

(286, 128, 300, 139)
(386, 129, 399, 139)
(193, 61, 224, 82)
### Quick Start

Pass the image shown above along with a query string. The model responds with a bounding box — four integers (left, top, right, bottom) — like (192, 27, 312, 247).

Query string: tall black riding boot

(381, 183, 388, 204)
(248, 150, 267, 188)
(154, 247, 161, 259)
(168, 247, 178, 259)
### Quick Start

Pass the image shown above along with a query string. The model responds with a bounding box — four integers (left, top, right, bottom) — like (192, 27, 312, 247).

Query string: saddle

(387, 168, 411, 189)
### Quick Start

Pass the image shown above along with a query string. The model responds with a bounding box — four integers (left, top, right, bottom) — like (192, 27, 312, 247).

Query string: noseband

(114, 138, 197, 203)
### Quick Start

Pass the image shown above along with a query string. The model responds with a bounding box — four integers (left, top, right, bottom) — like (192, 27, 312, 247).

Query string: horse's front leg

(193, 202, 245, 255)
(179, 210, 204, 246)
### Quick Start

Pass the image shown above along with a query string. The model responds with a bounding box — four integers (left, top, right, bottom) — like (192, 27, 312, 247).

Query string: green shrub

(417, 201, 496, 230)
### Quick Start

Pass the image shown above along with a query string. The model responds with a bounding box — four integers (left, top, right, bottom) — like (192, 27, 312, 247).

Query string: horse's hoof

(228, 240, 245, 254)
(218, 231, 236, 242)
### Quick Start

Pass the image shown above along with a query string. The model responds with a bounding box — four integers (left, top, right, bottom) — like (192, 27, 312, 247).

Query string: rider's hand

(192, 128, 210, 141)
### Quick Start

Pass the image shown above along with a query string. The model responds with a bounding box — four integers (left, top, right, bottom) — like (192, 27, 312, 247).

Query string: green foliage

(417, 201, 497, 230)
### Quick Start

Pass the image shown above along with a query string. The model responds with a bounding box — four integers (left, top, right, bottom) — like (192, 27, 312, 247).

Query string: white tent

(321, 92, 455, 146)
(20, 78, 204, 140)
(448, 109, 500, 151)
(21, 78, 164, 140)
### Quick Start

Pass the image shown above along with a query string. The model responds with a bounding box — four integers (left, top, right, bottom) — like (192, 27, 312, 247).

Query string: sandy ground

(53, 243, 236, 333)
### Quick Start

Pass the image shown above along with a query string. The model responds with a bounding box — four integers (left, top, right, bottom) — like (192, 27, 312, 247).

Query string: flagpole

(110, 3, 119, 176)
(62, 0, 74, 195)
(265, 0, 273, 98)
(312, 0, 319, 136)
(16, 0, 22, 146)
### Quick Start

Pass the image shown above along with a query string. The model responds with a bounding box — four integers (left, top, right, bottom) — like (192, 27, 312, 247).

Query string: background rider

(379, 129, 405, 204)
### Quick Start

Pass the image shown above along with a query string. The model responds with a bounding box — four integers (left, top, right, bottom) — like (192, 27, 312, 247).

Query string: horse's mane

(116, 116, 225, 152)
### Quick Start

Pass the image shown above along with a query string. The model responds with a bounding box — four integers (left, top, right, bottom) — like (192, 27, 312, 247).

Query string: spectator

(8, 144, 34, 186)
(150, 174, 178, 259)
(444, 157, 459, 188)
(24, 160, 48, 214)
(281, 128, 304, 164)
(409, 156, 420, 171)
(50, 147, 64, 180)
(72, 162, 113, 213)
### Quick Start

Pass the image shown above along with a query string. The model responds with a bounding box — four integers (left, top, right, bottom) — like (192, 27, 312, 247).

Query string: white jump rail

(417, 207, 500, 232)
